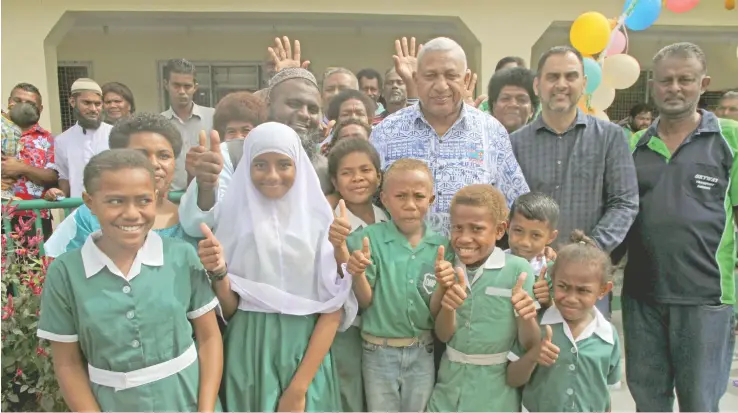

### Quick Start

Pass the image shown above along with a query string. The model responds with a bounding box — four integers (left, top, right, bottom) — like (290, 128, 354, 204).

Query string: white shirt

(161, 104, 215, 192)
(54, 122, 112, 197)
(334, 203, 389, 232)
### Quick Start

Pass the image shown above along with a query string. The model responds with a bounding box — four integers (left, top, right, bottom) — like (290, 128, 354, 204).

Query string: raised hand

(392, 37, 421, 81)
(268, 36, 311, 73)
(320, 119, 336, 140)
(329, 199, 352, 249)
(435, 245, 456, 289)
(533, 266, 551, 307)
(194, 130, 223, 192)
(511, 272, 537, 320)
(441, 268, 468, 311)
(198, 223, 226, 274)
(43, 188, 66, 201)
(536, 325, 560, 367)
(346, 237, 372, 277)
(463, 71, 487, 108)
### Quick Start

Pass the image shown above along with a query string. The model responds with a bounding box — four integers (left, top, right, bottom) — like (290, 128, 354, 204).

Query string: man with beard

(51, 78, 111, 198)
(619, 103, 654, 139)
(1, 83, 58, 227)
(178, 67, 332, 236)
(372, 67, 416, 126)
(510, 46, 639, 319)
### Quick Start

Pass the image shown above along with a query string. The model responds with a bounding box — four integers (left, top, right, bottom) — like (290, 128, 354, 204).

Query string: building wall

(2, 0, 736, 134)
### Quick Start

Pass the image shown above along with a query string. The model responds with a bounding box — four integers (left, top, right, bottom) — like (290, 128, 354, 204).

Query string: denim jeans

(362, 338, 435, 412)
(622, 295, 735, 412)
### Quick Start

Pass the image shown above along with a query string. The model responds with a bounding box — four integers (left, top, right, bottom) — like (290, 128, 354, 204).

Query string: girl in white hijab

(197, 122, 356, 412)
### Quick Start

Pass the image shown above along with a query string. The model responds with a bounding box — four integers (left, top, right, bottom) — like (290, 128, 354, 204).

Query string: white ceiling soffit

(69, 11, 462, 35)
(546, 21, 738, 41)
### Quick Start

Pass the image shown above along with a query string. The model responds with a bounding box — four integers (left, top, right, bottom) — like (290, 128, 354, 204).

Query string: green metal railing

(2, 191, 184, 256)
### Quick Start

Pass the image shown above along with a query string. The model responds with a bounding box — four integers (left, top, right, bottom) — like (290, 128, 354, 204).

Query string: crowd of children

(37, 122, 621, 412)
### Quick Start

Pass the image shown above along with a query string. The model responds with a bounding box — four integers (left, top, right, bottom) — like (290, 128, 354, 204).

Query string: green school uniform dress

(346, 221, 452, 339)
(331, 204, 389, 412)
(221, 310, 341, 412)
(510, 305, 622, 412)
(427, 248, 535, 412)
(37, 231, 221, 412)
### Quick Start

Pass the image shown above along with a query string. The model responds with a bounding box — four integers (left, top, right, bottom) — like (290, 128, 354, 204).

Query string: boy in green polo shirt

(426, 184, 540, 412)
(506, 230, 621, 412)
(344, 159, 452, 412)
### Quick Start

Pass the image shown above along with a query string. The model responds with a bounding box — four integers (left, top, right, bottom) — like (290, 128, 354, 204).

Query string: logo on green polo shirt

(422, 273, 437, 295)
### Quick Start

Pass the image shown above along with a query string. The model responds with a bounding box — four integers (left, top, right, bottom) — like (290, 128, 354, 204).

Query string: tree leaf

(19, 384, 28, 392)
(7, 393, 19, 403)
(27, 387, 35, 394)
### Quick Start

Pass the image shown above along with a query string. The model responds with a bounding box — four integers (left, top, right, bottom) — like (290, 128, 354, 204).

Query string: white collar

(333, 204, 389, 232)
(81, 231, 164, 281)
(541, 304, 614, 346)
(454, 247, 506, 287)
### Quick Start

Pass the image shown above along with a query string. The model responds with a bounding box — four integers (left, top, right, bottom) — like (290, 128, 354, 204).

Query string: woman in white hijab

(197, 122, 357, 412)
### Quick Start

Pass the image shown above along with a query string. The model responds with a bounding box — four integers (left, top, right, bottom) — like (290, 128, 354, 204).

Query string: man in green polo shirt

(622, 42, 738, 412)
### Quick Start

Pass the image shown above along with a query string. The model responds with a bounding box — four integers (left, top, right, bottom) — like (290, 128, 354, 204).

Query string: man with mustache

(372, 67, 418, 126)
(2, 83, 58, 231)
(50, 78, 112, 198)
(510, 46, 639, 319)
(178, 66, 333, 236)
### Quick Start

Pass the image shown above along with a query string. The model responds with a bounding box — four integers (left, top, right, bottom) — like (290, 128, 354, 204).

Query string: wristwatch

(206, 268, 228, 282)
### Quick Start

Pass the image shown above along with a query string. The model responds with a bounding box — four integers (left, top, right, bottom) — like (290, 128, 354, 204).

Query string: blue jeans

(622, 295, 735, 412)
(362, 338, 435, 412)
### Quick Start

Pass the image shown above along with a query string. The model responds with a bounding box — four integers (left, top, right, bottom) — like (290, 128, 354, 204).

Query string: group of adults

(2, 31, 738, 411)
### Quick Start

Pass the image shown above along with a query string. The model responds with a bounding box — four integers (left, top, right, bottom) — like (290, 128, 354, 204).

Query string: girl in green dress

(197, 122, 357, 412)
(37, 149, 223, 412)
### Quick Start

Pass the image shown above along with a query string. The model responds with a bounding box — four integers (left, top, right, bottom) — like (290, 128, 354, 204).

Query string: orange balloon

(608, 18, 618, 30)
(727, 0, 736, 10)
(577, 96, 589, 110)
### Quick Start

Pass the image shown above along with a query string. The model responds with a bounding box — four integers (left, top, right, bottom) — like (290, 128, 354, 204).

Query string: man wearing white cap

(50, 78, 112, 198)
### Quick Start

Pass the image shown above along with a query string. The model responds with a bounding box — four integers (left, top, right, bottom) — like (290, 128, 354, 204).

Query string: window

(606, 70, 652, 122)
(57, 62, 93, 131)
(158, 61, 262, 110)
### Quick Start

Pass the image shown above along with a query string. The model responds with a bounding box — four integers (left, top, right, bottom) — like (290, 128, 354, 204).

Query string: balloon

(666, 0, 700, 13)
(592, 108, 611, 121)
(583, 58, 603, 95)
(590, 86, 616, 110)
(608, 18, 618, 30)
(570, 12, 611, 55)
(606, 30, 627, 56)
(577, 96, 588, 111)
(602, 54, 641, 89)
(624, 0, 662, 31)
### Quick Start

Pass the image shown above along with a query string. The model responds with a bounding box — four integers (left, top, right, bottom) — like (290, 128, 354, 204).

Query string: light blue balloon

(583, 58, 602, 95)
(623, 0, 662, 31)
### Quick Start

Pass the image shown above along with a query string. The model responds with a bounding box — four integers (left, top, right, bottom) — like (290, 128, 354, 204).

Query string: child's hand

(511, 272, 537, 320)
(533, 265, 551, 307)
(198, 223, 226, 274)
(347, 237, 371, 277)
(43, 188, 65, 201)
(541, 246, 557, 262)
(536, 325, 560, 367)
(441, 268, 467, 311)
(329, 199, 352, 249)
(435, 245, 456, 288)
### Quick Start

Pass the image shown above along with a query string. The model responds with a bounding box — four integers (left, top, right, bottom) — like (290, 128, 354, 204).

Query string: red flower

(1, 294, 15, 320)
(31, 286, 42, 296)
(35, 347, 48, 357)
(15, 368, 22, 377)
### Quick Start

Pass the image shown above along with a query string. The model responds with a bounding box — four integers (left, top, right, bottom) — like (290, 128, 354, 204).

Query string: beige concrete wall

(2, 0, 736, 134)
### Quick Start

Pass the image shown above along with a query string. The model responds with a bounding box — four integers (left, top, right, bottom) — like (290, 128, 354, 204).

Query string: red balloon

(666, 0, 700, 13)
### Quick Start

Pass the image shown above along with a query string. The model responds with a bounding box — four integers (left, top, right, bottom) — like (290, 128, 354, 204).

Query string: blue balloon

(623, 0, 662, 31)
(583, 58, 602, 95)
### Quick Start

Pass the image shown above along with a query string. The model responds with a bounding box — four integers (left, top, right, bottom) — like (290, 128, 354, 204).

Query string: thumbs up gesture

(533, 266, 551, 307)
(193, 130, 223, 192)
(197, 223, 226, 274)
(441, 267, 468, 311)
(511, 272, 537, 320)
(435, 246, 456, 289)
(347, 237, 372, 277)
(329, 199, 352, 249)
(536, 325, 560, 367)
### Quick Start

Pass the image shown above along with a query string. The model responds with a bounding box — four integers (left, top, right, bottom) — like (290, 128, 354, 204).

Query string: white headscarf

(214, 122, 356, 330)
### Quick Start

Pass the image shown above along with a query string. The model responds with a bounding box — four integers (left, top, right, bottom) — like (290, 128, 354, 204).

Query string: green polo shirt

(625, 112, 738, 305)
(347, 221, 452, 338)
(511, 305, 621, 412)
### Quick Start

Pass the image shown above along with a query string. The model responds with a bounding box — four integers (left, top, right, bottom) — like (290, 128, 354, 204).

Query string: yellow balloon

(602, 54, 641, 90)
(590, 86, 616, 110)
(570, 12, 612, 55)
(592, 108, 611, 122)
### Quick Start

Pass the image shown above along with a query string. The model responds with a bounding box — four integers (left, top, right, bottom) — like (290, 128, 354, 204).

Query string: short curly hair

(109, 112, 183, 157)
(326, 89, 377, 122)
(451, 184, 508, 222)
(213, 92, 267, 138)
